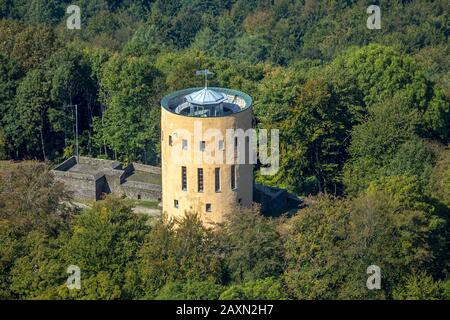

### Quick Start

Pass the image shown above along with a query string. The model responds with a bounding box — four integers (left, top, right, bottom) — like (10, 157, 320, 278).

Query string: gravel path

(132, 206, 161, 217)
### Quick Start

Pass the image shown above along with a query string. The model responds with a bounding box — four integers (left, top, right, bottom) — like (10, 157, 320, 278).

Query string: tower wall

(161, 99, 253, 227)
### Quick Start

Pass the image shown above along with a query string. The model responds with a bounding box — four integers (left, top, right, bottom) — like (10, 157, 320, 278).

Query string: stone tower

(160, 84, 253, 227)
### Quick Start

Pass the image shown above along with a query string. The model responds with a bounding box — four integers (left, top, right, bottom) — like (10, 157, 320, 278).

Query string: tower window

(206, 203, 212, 212)
(215, 168, 220, 192)
(231, 165, 236, 190)
(245, 136, 250, 164)
(182, 139, 188, 150)
(218, 140, 224, 151)
(198, 168, 204, 192)
(181, 166, 187, 191)
(200, 141, 206, 152)
(169, 135, 173, 146)
(174, 199, 179, 208)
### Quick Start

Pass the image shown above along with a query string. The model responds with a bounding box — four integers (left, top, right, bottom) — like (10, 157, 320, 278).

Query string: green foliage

(122, 23, 164, 58)
(58, 197, 148, 299)
(1, 1, 448, 171)
(11, 69, 51, 158)
(1, 0, 450, 301)
(333, 45, 450, 141)
(8, 231, 65, 299)
(0, 53, 22, 128)
(284, 196, 352, 300)
(367, 175, 431, 211)
(59, 271, 123, 300)
(343, 91, 440, 194)
(253, 67, 303, 126)
(0, 171, 449, 300)
(156, 280, 223, 300)
(393, 271, 446, 300)
(219, 277, 286, 300)
(443, 278, 450, 299)
(0, 163, 73, 299)
(333, 45, 428, 107)
(0, 20, 61, 71)
(220, 206, 284, 283)
(97, 53, 163, 163)
(6, 48, 99, 159)
(381, 138, 435, 185)
(137, 213, 222, 298)
(0, 129, 6, 160)
(284, 188, 446, 299)
(0, 162, 73, 236)
(350, 93, 421, 160)
(0, 54, 19, 159)
(427, 147, 450, 207)
(256, 73, 362, 194)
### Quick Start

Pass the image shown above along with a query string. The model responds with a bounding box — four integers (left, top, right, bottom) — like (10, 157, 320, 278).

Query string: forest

(0, 0, 450, 299)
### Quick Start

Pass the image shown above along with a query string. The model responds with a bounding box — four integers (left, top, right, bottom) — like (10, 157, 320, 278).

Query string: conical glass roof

(185, 87, 227, 106)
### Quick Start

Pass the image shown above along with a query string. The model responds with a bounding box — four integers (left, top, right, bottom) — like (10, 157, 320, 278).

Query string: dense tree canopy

(0, 0, 449, 300)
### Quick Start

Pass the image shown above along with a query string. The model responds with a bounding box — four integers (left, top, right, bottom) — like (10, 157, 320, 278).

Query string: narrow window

(245, 136, 250, 164)
(215, 168, 220, 192)
(182, 139, 188, 150)
(200, 140, 206, 152)
(218, 140, 224, 151)
(169, 135, 173, 146)
(174, 199, 179, 208)
(198, 168, 204, 192)
(206, 203, 212, 212)
(231, 165, 236, 189)
(181, 166, 187, 191)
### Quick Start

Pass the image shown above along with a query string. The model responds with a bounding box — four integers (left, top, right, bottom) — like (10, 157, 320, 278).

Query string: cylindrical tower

(160, 86, 253, 227)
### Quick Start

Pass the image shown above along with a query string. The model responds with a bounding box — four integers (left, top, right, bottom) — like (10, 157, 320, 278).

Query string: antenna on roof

(195, 69, 214, 88)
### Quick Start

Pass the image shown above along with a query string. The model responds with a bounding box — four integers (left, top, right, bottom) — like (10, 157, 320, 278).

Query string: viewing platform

(161, 87, 252, 118)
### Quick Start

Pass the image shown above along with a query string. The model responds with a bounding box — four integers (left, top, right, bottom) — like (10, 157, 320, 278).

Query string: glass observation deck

(161, 87, 252, 118)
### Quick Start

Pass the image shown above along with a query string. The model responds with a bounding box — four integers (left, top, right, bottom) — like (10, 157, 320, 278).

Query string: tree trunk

(101, 106, 107, 156)
(40, 123, 46, 160)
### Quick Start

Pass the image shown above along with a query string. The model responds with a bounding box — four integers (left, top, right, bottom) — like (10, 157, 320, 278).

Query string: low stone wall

(52, 156, 162, 202)
(53, 156, 76, 171)
(121, 164, 134, 181)
(79, 156, 122, 170)
(253, 183, 301, 216)
(95, 175, 109, 199)
(132, 163, 161, 175)
(52, 170, 97, 200)
(103, 170, 124, 194)
(122, 180, 162, 201)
